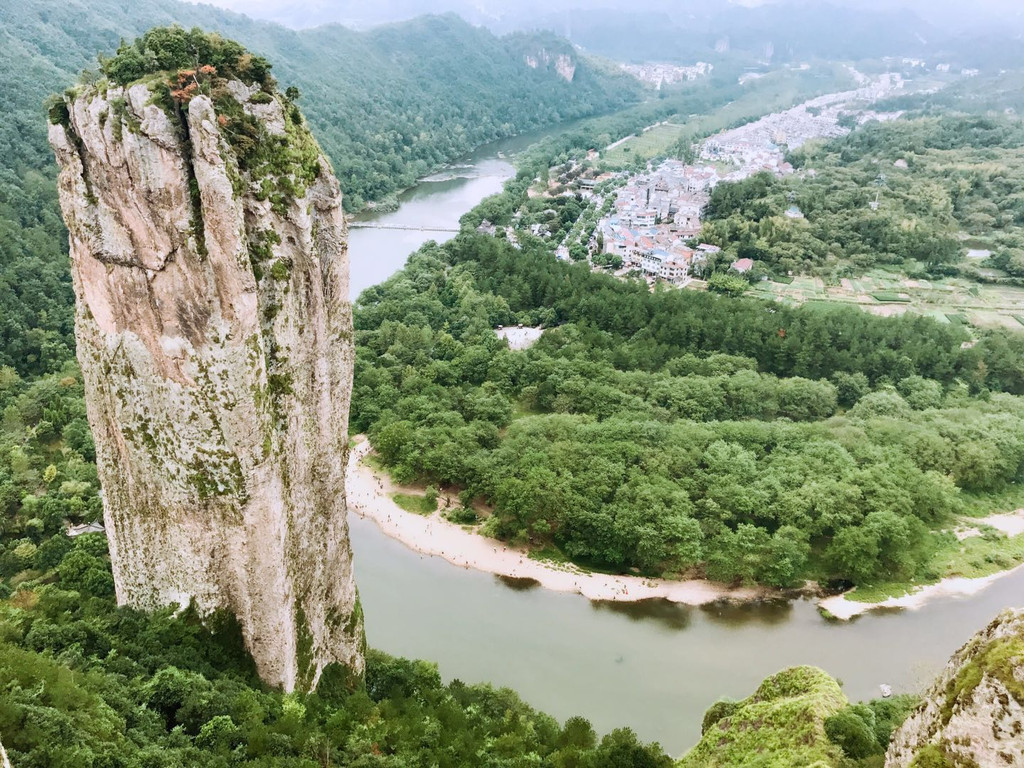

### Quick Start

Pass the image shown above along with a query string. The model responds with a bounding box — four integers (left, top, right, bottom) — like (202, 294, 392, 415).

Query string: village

(620, 61, 714, 88)
(574, 74, 906, 287)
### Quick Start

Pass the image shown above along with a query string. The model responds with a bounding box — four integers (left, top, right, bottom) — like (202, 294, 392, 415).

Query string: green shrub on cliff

(824, 696, 919, 762)
(102, 25, 272, 88)
(678, 667, 848, 768)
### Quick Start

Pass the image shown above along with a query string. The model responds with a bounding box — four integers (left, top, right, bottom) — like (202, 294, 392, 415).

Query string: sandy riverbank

(820, 509, 1024, 620)
(818, 563, 1024, 620)
(347, 437, 1024, 616)
(345, 437, 768, 606)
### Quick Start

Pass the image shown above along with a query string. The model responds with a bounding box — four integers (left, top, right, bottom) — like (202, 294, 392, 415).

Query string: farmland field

(745, 268, 1024, 330)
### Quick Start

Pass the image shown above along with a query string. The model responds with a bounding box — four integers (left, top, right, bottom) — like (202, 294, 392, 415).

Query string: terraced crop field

(747, 269, 1024, 331)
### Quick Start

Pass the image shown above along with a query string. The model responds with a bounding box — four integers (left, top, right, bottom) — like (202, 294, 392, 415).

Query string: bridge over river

(348, 222, 460, 233)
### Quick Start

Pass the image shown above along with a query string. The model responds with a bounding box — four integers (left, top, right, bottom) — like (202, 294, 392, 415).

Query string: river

(344, 133, 1024, 756)
(349, 137, 525, 297)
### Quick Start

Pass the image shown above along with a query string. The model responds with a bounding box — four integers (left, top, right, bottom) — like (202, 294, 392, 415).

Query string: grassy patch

(526, 546, 593, 574)
(959, 486, 1024, 517)
(845, 581, 918, 604)
(601, 122, 687, 164)
(678, 667, 847, 768)
(930, 531, 1024, 581)
(846, 523, 1024, 604)
(527, 546, 572, 565)
(363, 453, 386, 473)
(871, 291, 911, 303)
(391, 493, 436, 516)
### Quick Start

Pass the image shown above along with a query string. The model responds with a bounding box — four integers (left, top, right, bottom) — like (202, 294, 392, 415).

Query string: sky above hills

(188, 0, 1024, 34)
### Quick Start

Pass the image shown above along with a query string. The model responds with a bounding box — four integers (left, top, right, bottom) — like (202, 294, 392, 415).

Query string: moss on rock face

(678, 666, 848, 768)
(939, 635, 1024, 727)
(886, 609, 1024, 768)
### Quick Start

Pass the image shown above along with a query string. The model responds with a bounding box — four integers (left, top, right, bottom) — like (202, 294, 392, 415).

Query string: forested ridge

(697, 114, 1024, 279)
(0, 0, 640, 381)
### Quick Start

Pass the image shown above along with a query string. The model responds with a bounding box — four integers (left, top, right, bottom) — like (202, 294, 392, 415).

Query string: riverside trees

(352, 232, 1024, 588)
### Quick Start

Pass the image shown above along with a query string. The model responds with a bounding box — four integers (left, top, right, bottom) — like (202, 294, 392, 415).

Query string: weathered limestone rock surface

(886, 608, 1024, 767)
(523, 48, 577, 82)
(49, 69, 362, 691)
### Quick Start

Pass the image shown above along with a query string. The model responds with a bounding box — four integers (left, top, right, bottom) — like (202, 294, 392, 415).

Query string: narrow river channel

(344, 131, 1024, 755)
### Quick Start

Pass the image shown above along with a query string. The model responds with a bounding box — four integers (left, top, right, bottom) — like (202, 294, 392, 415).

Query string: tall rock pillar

(48, 46, 363, 691)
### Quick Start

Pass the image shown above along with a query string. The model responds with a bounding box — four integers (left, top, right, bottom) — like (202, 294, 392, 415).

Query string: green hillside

(4, 0, 637, 208)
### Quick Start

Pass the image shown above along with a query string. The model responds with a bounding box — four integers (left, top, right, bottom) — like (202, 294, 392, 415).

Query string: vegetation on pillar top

(100, 26, 273, 90)
(57, 26, 326, 218)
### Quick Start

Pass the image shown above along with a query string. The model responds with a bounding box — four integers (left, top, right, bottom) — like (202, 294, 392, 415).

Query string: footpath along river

(344, 131, 1024, 754)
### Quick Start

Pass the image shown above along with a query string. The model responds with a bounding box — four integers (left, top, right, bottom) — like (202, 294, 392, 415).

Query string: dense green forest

(0, 329, 914, 766)
(0, 0, 641, 381)
(697, 115, 1024, 279)
(351, 227, 1024, 588)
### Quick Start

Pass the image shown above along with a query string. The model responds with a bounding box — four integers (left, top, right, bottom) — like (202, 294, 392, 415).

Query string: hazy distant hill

(215, 0, 1024, 68)
(2, 0, 637, 206)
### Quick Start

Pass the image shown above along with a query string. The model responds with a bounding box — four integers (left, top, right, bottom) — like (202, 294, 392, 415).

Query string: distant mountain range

(198, 0, 1024, 68)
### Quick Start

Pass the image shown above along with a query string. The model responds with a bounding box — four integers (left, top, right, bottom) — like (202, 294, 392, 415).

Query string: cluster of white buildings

(893, 59, 980, 78)
(704, 74, 905, 169)
(621, 61, 713, 88)
(598, 164, 730, 284)
(593, 74, 907, 285)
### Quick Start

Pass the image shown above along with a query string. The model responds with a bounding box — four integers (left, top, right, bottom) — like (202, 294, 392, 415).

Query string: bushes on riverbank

(353, 233, 1024, 587)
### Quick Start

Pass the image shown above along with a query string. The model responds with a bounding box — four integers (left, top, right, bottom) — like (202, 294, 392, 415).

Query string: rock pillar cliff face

(885, 608, 1024, 767)
(48, 63, 363, 691)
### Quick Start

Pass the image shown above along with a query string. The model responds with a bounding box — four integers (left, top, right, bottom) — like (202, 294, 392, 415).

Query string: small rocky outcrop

(678, 666, 848, 767)
(523, 49, 577, 82)
(48, 30, 363, 692)
(886, 608, 1024, 767)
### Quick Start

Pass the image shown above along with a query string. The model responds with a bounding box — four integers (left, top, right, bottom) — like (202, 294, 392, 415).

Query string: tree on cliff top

(101, 26, 272, 88)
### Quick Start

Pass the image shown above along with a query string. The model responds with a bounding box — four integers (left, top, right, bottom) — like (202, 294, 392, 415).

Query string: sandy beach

(818, 563, 1024, 620)
(347, 437, 1024, 616)
(345, 437, 767, 606)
